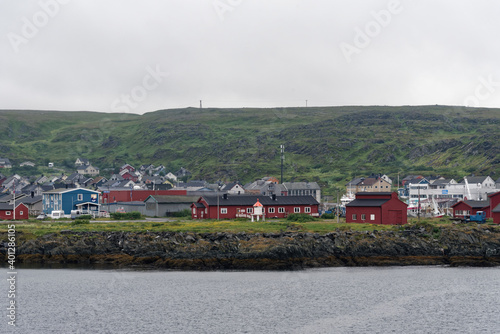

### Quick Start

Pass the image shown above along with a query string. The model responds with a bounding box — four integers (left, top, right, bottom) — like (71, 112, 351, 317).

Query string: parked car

(36, 213, 47, 220)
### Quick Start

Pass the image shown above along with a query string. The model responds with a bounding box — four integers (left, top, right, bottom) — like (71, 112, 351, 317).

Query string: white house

(76, 164, 100, 176)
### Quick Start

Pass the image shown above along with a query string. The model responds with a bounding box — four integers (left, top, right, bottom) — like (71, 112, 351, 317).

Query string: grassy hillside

(0, 105, 499, 194)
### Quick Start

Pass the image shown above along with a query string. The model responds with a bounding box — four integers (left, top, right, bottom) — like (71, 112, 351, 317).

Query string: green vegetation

(110, 212, 142, 220)
(286, 213, 318, 223)
(170, 209, 192, 218)
(2, 216, 496, 238)
(1, 105, 500, 195)
(71, 219, 90, 225)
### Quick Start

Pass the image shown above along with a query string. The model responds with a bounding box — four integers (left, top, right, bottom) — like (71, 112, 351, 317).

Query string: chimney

(223, 193, 228, 200)
(272, 194, 277, 201)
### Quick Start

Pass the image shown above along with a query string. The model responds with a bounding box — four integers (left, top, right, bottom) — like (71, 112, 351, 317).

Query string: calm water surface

(2, 267, 500, 333)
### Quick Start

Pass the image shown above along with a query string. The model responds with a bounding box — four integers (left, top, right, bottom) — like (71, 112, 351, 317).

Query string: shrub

(111, 211, 142, 220)
(72, 219, 90, 225)
(321, 213, 336, 219)
(170, 209, 191, 218)
(286, 213, 318, 223)
(78, 215, 92, 220)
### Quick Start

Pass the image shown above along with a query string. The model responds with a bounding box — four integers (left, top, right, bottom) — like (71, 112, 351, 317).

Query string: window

(352, 214, 357, 220)
(77, 194, 83, 201)
(294, 207, 300, 213)
(20, 211, 23, 215)
(370, 214, 375, 221)
(305, 207, 311, 213)
(247, 208, 253, 214)
(6, 211, 11, 215)
(278, 207, 285, 213)
(361, 214, 366, 220)
(221, 208, 227, 214)
(193, 208, 196, 214)
(268, 207, 275, 213)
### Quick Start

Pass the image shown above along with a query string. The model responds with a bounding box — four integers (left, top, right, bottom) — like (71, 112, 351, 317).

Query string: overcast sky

(1, 0, 500, 114)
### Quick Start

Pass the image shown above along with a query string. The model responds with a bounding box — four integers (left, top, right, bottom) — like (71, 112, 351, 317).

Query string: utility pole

(217, 185, 220, 220)
(280, 145, 285, 184)
(200, 100, 202, 109)
(336, 190, 340, 224)
(418, 185, 421, 221)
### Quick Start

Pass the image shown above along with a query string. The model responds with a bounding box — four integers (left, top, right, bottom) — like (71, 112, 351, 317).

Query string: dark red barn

(0, 203, 29, 220)
(451, 200, 490, 218)
(345, 192, 407, 225)
(489, 191, 500, 224)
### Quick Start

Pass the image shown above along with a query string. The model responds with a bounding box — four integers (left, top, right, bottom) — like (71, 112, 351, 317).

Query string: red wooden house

(191, 194, 319, 219)
(345, 192, 407, 225)
(120, 164, 135, 173)
(120, 172, 139, 182)
(451, 200, 490, 218)
(489, 191, 500, 224)
(0, 203, 29, 220)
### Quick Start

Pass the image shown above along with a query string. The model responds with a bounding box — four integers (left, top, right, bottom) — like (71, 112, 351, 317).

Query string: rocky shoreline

(2, 223, 500, 270)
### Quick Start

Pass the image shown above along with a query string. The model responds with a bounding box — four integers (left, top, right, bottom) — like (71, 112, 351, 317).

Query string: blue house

(43, 188, 101, 216)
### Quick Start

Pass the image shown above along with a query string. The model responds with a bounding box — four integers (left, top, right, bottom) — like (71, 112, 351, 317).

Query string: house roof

(360, 178, 379, 186)
(488, 191, 500, 198)
(460, 176, 489, 184)
(407, 178, 429, 185)
(43, 188, 100, 195)
(346, 199, 390, 207)
(283, 182, 320, 190)
(492, 204, 500, 213)
(145, 195, 200, 204)
(0, 203, 27, 210)
(0, 203, 13, 210)
(221, 182, 242, 191)
(346, 178, 364, 186)
(200, 195, 319, 206)
(452, 200, 490, 209)
(91, 176, 107, 184)
(464, 200, 489, 208)
(431, 179, 455, 186)
(355, 192, 394, 196)
(176, 180, 207, 188)
(18, 195, 43, 204)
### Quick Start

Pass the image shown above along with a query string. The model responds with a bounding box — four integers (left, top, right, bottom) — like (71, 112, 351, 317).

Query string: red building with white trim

(345, 192, 407, 225)
(0, 203, 29, 220)
(191, 194, 319, 219)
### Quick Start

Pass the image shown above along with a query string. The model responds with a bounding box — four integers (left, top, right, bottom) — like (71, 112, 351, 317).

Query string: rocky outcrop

(2, 224, 500, 270)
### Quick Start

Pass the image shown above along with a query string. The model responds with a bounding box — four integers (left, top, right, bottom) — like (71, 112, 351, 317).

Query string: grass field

(2, 216, 496, 239)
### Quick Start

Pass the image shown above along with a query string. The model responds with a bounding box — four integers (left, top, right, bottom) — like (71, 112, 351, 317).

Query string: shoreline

(2, 223, 500, 270)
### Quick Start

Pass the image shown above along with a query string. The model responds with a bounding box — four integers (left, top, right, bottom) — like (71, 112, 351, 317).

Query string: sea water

(2, 267, 500, 333)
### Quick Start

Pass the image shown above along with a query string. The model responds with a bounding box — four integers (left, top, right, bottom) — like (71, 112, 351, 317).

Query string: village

(1, 157, 500, 225)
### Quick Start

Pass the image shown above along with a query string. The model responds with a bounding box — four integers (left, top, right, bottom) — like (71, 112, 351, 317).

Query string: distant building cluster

(1, 156, 500, 225)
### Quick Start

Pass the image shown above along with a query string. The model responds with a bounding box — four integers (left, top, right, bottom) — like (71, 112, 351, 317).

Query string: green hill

(1, 105, 499, 194)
